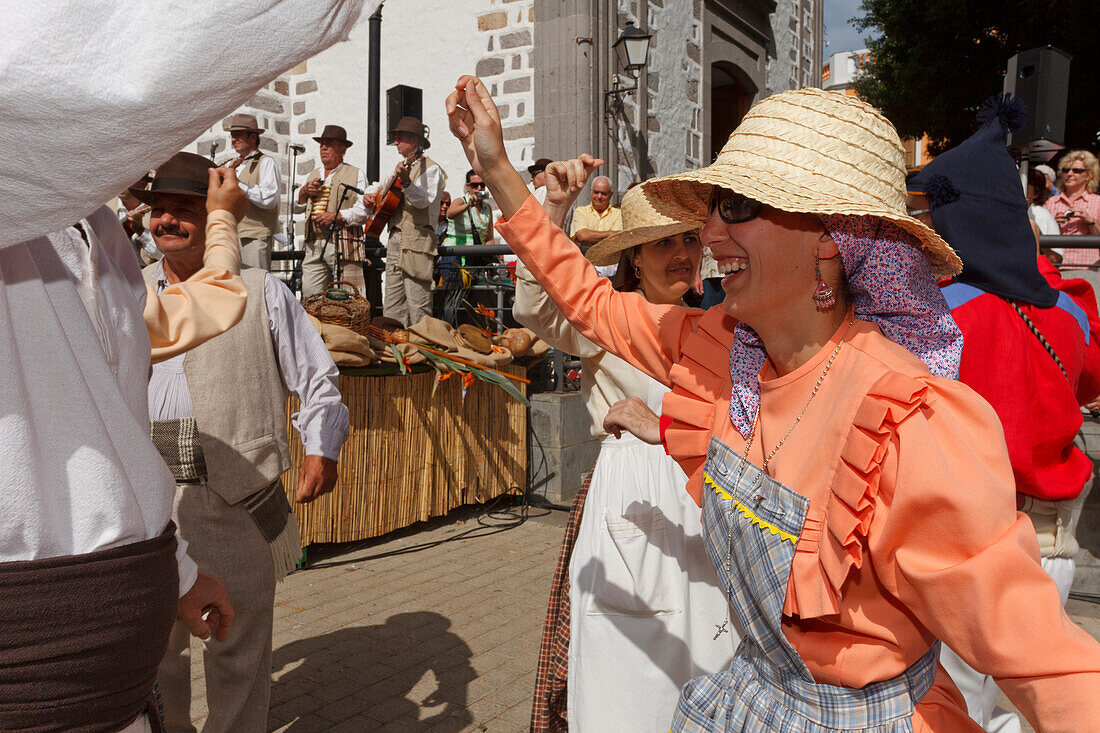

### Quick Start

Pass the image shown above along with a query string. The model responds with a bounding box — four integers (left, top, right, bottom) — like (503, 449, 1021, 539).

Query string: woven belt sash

(0, 525, 178, 733)
(150, 418, 300, 580)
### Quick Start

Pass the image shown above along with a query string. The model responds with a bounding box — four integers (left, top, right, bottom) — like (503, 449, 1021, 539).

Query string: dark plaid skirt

(530, 471, 592, 732)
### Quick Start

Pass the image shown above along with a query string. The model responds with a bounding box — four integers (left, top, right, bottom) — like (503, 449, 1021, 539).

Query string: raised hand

(445, 76, 508, 179)
(207, 167, 248, 221)
(544, 155, 605, 208)
(445, 75, 532, 219)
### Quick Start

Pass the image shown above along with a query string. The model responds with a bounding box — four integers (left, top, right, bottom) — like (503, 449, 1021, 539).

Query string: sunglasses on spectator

(468, 181, 486, 189)
(1061, 167, 1088, 175)
(709, 187, 763, 224)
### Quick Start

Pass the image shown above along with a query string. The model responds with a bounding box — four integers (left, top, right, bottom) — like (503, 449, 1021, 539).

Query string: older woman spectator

(1045, 150, 1100, 267)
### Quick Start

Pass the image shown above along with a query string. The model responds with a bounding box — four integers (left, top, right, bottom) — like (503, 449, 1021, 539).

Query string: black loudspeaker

(1004, 46, 1071, 149)
(386, 85, 423, 143)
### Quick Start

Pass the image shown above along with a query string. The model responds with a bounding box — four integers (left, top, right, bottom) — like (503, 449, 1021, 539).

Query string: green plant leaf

(389, 344, 407, 375)
(469, 366, 530, 406)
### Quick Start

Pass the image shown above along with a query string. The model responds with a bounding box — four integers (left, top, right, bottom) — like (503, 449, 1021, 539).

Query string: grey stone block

(500, 30, 532, 50)
(503, 76, 531, 94)
(527, 392, 600, 504)
(476, 57, 505, 77)
(1072, 417, 1100, 595)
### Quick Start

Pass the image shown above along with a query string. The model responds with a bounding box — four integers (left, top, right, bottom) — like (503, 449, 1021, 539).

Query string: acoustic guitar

(364, 147, 423, 237)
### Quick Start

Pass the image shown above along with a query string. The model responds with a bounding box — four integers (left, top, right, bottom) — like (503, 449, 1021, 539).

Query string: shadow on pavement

(270, 612, 475, 731)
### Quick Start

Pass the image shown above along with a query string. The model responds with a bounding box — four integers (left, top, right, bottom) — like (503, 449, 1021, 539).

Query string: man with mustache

(143, 152, 350, 732)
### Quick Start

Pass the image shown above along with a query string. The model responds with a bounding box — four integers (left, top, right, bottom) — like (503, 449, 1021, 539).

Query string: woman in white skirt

(520, 181, 739, 732)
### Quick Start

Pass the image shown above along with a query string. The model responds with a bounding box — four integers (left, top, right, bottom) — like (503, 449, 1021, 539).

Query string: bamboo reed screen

(282, 367, 526, 545)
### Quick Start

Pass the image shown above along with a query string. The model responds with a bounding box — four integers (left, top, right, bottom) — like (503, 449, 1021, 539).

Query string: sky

(824, 0, 871, 57)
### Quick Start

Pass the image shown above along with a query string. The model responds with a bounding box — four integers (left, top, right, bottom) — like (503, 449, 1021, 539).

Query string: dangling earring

(634, 264, 643, 279)
(812, 252, 836, 310)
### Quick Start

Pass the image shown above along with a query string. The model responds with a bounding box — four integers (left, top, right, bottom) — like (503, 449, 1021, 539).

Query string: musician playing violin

(225, 113, 281, 270)
(367, 116, 446, 327)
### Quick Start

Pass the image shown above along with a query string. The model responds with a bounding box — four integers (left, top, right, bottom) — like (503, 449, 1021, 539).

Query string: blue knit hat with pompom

(909, 93, 1057, 306)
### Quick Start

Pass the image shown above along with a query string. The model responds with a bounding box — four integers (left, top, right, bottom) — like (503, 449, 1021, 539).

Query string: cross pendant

(713, 621, 728, 640)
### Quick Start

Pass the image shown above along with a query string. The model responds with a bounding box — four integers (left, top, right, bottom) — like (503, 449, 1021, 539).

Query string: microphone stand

(286, 145, 301, 293)
(321, 184, 355, 286)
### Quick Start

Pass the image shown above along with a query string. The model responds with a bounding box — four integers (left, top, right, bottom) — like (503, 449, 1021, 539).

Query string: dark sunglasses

(709, 187, 763, 224)
(1062, 167, 1088, 175)
(468, 181, 486, 189)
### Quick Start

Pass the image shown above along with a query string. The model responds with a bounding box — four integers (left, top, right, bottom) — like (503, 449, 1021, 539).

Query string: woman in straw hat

(447, 75, 1100, 730)
(519, 185, 737, 732)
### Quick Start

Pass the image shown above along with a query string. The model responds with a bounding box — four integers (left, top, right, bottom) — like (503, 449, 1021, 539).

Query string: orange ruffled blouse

(497, 196, 1100, 731)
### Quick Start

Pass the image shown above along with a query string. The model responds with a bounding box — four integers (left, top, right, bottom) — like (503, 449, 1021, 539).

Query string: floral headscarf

(727, 215, 963, 436)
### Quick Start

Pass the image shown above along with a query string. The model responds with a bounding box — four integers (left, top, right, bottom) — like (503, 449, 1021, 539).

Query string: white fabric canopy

(0, 0, 376, 245)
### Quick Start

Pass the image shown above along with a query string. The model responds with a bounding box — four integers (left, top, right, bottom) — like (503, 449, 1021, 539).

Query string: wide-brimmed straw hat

(129, 152, 214, 204)
(584, 185, 709, 266)
(639, 88, 961, 279)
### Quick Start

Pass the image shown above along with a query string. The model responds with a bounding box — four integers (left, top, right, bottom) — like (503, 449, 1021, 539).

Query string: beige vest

(236, 153, 280, 240)
(392, 156, 440, 281)
(142, 267, 289, 504)
(305, 162, 360, 242)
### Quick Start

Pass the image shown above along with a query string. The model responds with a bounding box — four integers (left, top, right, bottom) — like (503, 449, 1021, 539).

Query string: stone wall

(646, 0, 705, 174)
(190, 63, 322, 240)
(476, 0, 537, 169)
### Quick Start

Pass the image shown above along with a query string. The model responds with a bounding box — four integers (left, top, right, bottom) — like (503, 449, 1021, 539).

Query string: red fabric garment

(942, 257, 1100, 501)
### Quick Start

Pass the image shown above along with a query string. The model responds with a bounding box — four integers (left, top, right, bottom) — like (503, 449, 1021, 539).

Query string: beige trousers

(157, 482, 276, 733)
(301, 237, 337, 299)
(383, 230, 433, 326)
(239, 237, 273, 271)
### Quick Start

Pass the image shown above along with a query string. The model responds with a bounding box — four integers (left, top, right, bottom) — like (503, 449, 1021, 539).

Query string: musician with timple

(224, 114, 282, 270)
(365, 116, 446, 327)
(296, 124, 369, 298)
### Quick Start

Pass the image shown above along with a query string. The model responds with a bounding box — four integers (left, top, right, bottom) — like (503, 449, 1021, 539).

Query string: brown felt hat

(388, 116, 430, 149)
(129, 152, 214, 205)
(226, 113, 264, 133)
(527, 158, 553, 176)
(313, 124, 353, 148)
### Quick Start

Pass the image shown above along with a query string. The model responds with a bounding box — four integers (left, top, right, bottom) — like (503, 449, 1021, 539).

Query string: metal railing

(1040, 235, 1100, 248)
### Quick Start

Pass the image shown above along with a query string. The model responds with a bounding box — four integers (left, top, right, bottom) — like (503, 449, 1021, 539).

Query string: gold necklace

(713, 317, 855, 640)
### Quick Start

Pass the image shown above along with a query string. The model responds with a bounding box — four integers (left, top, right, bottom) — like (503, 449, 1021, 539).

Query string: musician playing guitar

(365, 116, 446, 327)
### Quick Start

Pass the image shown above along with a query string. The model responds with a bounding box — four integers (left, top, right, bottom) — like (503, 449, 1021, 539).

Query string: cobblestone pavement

(186, 500, 568, 732)
(177, 498, 1100, 732)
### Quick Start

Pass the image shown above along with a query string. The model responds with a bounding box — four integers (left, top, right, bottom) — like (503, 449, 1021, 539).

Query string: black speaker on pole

(386, 85, 423, 143)
(1004, 46, 1071, 152)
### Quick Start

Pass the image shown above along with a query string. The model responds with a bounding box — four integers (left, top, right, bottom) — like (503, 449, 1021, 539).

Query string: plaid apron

(672, 437, 939, 732)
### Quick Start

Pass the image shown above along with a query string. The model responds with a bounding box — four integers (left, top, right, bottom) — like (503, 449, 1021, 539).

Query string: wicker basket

(304, 280, 372, 337)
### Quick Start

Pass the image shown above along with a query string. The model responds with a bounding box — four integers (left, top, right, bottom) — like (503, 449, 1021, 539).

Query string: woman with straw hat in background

(447, 75, 1100, 730)
(520, 184, 738, 732)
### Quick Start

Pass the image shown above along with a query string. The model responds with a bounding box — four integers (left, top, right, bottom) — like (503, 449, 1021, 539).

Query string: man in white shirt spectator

(224, 114, 281, 270)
